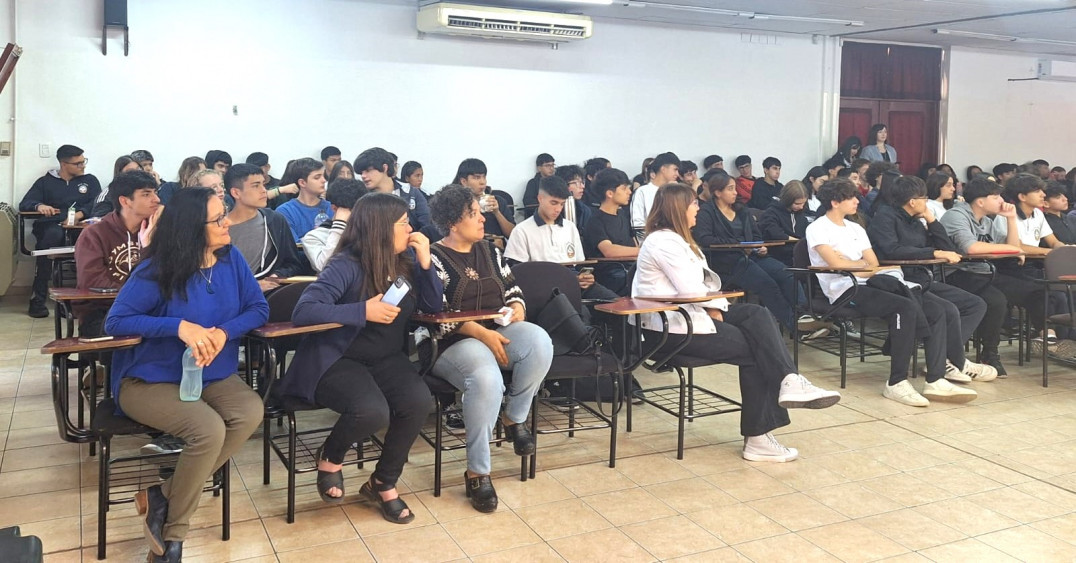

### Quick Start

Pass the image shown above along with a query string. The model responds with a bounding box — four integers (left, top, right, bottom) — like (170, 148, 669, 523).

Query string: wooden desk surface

(708, 241, 789, 249)
(250, 321, 343, 338)
(879, 258, 949, 266)
(412, 310, 505, 324)
(641, 290, 745, 304)
(19, 211, 43, 216)
(594, 298, 678, 315)
(41, 335, 141, 355)
(49, 288, 118, 301)
(62, 222, 89, 230)
(964, 252, 1024, 260)
(593, 256, 638, 263)
(559, 260, 598, 267)
(1059, 275, 1076, 281)
(808, 265, 882, 274)
(275, 276, 317, 284)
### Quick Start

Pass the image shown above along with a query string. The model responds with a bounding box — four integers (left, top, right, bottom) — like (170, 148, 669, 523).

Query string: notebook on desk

(30, 246, 75, 256)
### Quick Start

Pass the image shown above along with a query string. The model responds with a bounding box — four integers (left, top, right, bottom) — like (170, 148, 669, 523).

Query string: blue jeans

(431, 321, 553, 475)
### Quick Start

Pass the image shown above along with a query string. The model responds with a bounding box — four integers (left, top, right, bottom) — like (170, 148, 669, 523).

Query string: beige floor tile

(1031, 513, 1076, 545)
(1, 442, 82, 472)
(663, 444, 752, 477)
(471, 542, 565, 562)
(665, 546, 751, 562)
(613, 453, 696, 486)
(8, 407, 55, 430)
(747, 492, 847, 532)
(799, 520, 909, 561)
(413, 486, 491, 523)
(643, 477, 738, 514)
(0, 488, 81, 528)
(490, 472, 575, 510)
(515, 498, 611, 540)
(704, 467, 795, 502)
(180, 520, 276, 562)
(919, 538, 1021, 562)
(42, 549, 82, 563)
(877, 553, 931, 562)
(619, 514, 725, 559)
(5, 424, 68, 450)
(949, 456, 1034, 486)
(811, 450, 900, 481)
(441, 511, 542, 557)
(261, 506, 358, 552)
(0, 463, 80, 498)
(904, 464, 1006, 496)
(547, 528, 655, 562)
(858, 473, 954, 507)
(686, 504, 789, 545)
(752, 457, 848, 492)
(977, 525, 1076, 561)
(363, 524, 466, 562)
(276, 538, 374, 563)
(1013, 479, 1076, 511)
(804, 482, 904, 519)
(964, 486, 1068, 523)
(857, 508, 966, 551)
(580, 487, 676, 527)
(546, 462, 636, 496)
(342, 493, 434, 537)
(18, 515, 82, 554)
(733, 532, 841, 562)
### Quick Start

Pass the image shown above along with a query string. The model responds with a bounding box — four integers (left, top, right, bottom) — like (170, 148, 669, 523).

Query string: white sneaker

(943, 360, 972, 383)
(961, 359, 997, 382)
(883, 380, 930, 407)
(923, 378, 978, 403)
(797, 315, 830, 332)
(778, 374, 841, 409)
(742, 433, 799, 463)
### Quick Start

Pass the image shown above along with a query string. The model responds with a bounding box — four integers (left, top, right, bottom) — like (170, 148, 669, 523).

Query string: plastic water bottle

(66, 203, 77, 226)
(180, 348, 203, 401)
(314, 211, 329, 228)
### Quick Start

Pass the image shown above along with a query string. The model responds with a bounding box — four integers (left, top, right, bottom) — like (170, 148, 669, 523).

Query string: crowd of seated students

(19, 139, 1076, 561)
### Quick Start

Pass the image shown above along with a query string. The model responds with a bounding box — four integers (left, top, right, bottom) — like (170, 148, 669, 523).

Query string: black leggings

(642, 303, 792, 437)
(314, 353, 432, 486)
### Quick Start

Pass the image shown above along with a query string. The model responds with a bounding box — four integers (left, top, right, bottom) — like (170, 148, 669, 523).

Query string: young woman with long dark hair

(106, 188, 268, 562)
(634, 183, 840, 463)
(861, 123, 898, 164)
(280, 192, 442, 523)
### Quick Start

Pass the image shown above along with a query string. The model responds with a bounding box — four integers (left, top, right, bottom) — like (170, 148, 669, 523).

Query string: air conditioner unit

(1037, 59, 1076, 83)
(417, 2, 593, 43)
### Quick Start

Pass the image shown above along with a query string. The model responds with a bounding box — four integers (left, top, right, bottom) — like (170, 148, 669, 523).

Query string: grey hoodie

(939, 201, 1009, 275)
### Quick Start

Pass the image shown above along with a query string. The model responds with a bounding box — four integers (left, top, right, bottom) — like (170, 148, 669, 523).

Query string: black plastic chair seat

(1047, 312, 1076, 325)
(266, 393, 320, 413)
(665, 355, 714, 369)
(545, 351, 619, 379)
(809, 297, 865, 320)
(91, 398, 157, 438)
(0, 533, 43, 563)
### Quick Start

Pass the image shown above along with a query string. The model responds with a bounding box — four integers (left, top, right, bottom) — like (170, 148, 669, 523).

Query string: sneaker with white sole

(922, 378, 978, 403)
(797, 315, 830, 332)
(883, 380, 929, 407)
(777, 374, 841, 409)
(961, 359, 997, 382)
(800, 326, 831, 341)
(943, 360, 972, 383)
(742, 433, 799, 463)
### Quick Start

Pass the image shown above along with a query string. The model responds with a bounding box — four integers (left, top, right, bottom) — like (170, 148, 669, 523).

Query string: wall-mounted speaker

(104, 0, 127, 27)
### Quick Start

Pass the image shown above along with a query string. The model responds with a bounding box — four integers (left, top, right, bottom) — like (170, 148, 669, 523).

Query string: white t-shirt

(630, 182, 659, 229)
(926, 199, 947, 220)
(997, 208, 1053, 247)
(806, 215, 875, 303)
(503, 215, 584, 264)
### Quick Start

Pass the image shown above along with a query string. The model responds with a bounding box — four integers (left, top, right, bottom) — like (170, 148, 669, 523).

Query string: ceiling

(443, 0, 1076, 58)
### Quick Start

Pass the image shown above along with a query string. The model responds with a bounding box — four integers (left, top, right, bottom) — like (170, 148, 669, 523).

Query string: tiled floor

(4, 299, 1076, 562)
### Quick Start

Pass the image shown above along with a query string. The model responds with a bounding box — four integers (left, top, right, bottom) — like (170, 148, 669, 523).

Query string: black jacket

(756, 201, 807, 265)
(1045, 212, 1076, 245)
(692, 201, 758, 273)
(19, 171, 102, 223)
(867, 203, 957, 284)
(238, 208, 307, 279)
(522, 175, 540, 218)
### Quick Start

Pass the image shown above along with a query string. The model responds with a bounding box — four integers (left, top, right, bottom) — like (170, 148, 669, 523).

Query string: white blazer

(631, 229, 729, 335)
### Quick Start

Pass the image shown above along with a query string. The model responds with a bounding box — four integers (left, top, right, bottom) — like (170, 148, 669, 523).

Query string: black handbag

(535, 288, 601, 355)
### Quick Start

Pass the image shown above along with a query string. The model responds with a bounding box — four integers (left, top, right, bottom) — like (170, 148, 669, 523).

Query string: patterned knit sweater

(430, 240, 525, 342)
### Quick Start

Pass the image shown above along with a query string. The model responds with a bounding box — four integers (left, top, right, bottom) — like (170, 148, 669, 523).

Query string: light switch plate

(0, 141, 10, 156)
(38, 143, 51, 158)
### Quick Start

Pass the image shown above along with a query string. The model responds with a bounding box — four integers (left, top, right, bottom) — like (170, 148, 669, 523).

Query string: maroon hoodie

(73, 211, 141, 320)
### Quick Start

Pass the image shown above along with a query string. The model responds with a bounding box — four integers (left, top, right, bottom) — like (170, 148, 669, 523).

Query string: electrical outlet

(38, 143, 51, 158)
(0, 141, 10, 156)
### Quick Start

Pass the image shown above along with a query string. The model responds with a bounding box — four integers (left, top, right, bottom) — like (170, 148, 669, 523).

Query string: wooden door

(880, 100, 937, 177)
(838, 99, 876, 149)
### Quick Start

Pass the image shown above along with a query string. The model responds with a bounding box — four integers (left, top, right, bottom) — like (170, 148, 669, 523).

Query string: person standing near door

(861, 123, 898, 165)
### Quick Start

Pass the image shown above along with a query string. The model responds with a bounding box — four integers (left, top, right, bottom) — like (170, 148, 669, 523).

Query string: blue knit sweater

(105, 246, 269, 409)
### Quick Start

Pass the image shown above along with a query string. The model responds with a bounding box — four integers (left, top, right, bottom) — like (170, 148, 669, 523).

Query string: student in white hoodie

(632, 183, 841, 463)
(302, 179, 368, 272)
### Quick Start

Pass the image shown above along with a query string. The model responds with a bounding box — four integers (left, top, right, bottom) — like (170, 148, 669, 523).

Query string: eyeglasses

(690, 199, 700, 208)
(394, 220, 411, 228)
(64, 159, 88, 167)
(568, 180, 585, 187)
(205, 213, 227, 228)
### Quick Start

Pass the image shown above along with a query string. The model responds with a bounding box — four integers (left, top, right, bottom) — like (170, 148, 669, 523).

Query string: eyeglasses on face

(205, 213, 227, 228)
(64, 159, 88, 167)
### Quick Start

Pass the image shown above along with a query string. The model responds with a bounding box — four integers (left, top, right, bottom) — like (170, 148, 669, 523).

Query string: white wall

(946, 47, 1076, 177)
(3, 0, 831, 287)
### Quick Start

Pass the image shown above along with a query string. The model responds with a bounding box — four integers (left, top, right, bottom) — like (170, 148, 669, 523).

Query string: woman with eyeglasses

(426, 184, 553, 513)
(279, 193, 441, 523)
(634, 183, 841, 463)
(105, 188, 268, 562)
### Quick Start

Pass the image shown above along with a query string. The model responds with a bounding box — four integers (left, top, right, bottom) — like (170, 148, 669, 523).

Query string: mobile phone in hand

(579, 267, 594, 276)
(89, 287, 119, 294)
(381, 276, 411, 307)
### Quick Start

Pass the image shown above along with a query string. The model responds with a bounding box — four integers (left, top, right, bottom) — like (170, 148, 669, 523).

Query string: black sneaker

(545, 396, 580, 412)
(444, 411, 466, 436)
(984, 356, 1008, 378)
(28, 301, 48, 319)
(141, 434, 185, 455)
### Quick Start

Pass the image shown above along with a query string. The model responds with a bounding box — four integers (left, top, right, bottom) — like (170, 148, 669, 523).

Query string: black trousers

(844, 285, 947, 385)
(928, 282, 987, 365)
(945, 271, 1008, 358)
(31, 221, 66, 302)
(642, 303, 792, 437)
(314, 353, 432, 486)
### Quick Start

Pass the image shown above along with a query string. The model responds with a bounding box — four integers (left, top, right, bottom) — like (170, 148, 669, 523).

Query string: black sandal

(314, 445, 344, 503)
(360, 476, 415, 524)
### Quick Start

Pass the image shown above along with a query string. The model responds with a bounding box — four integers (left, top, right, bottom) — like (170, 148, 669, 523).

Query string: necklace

(199, 265, 215, 294)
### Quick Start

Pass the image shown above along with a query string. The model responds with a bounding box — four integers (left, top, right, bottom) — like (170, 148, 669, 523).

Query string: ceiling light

(934, 28, 1076, 47)
(623, 1, 863, 26)
(544, 0, 614, 4)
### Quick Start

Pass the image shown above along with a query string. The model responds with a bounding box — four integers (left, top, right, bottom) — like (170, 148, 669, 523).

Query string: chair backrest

(793, 239, 810, 269)
(510, 261, 582, 320)
(1045, 246, 1076, 280)
(265, 281, 311, 323)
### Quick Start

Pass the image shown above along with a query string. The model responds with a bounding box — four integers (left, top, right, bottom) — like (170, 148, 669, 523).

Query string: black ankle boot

(134, 485, 168, 555)
(147, 540, 182, 562)
(464, 472, 498, 513)
(502, 418, 535, 456)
